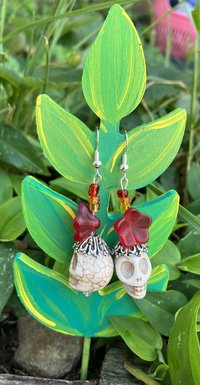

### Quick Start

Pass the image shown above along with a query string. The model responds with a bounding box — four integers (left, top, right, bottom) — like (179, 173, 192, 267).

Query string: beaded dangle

(113, 131, 152, 299)
(69, 129, 114, 296)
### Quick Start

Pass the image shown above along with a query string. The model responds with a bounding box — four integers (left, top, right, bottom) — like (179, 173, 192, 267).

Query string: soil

(0, 315, 20, 375)
(0, 315, 106, 381)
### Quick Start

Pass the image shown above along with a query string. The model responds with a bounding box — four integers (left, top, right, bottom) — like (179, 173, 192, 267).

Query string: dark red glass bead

(73, 202, 100, 242)
(88, 183, 100, 197)
(117, 189, 128, 198)
(114, 208, 152, 248)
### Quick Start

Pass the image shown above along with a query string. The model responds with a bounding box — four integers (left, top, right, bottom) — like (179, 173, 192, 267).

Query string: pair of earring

(69, 129, 152, 299)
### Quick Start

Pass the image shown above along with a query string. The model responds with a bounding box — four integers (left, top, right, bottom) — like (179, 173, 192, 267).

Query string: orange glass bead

(119, 197, 131, 205)
(88, 196, 100, 205)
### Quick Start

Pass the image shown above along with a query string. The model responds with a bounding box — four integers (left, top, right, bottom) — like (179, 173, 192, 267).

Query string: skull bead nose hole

(139, 257, 148, 274)
(120, 261, 134, 279)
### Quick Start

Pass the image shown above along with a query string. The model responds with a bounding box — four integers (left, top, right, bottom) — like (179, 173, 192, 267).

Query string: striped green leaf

(105, 108, 187, 190)
(168, 291, 200, 385)
(82, 4, 146, 123)
(22, 177, 179, 264)
(22, 176, 77, 263)
(36, 93, 186, 194)
(14, 253, 169, 337)
(36, 94, 95, 186)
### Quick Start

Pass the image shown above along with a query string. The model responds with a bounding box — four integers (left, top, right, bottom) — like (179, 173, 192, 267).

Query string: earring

(113, 131, 152, 299)
(69, 128, 114, 296)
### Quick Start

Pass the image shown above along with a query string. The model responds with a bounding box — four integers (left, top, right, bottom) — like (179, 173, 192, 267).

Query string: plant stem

(0, 0, 7, 52)
(187, 35, 200, 171)
(124, 362, 160, 385)
(80, 337, 91, 381)
(42, 36, 50, 94)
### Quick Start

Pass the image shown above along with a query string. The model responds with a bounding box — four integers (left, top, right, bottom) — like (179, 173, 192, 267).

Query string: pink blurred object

(153, 0, 196, 58)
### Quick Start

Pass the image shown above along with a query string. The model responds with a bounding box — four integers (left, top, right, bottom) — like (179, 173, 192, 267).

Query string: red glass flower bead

(88, 183, 99, 197)
(73, 202, 100, 242)
(114, 208, 152, 248)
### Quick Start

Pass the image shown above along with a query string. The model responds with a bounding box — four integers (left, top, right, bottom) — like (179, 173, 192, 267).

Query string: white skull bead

(69, 235, 114, 296)
(114, 243, 152, 299)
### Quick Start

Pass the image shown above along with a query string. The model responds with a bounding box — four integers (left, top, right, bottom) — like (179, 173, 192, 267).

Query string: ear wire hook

(120, 130, 129, 190)
(93, 127, 102, 183)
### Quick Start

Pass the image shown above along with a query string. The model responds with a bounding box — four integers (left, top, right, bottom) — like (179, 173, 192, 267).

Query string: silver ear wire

(120, 130, 129, 190)
(93, 128, 102, 183)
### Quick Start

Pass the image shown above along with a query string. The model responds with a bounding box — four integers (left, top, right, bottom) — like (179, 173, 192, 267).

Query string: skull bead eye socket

(139, 257, 149, 274)
(120, 261, 134, 279)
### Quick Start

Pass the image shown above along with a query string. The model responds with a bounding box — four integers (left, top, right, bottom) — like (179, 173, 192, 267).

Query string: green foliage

(168, 291, 200, 385)
(0, 242, 17, 313)
(151, 240, 181, 281)
(0, 197, 26, 241)
(135, 291, 188, 336)
(0, 125, 48, 174)
(0, 168, 13, 205)
(108, 316, 162, 361)
(187, 163, 200, 200)
(178, 253, 200, 274)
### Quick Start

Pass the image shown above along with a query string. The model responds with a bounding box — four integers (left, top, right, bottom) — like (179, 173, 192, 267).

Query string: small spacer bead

(89, 203, 100, 212)
(88, 183, 100, 197)
(88, 196, 100, 205)
(119, 197, 131, 205)
(120, 204, 128, 213)
(117, 189, 128, 198)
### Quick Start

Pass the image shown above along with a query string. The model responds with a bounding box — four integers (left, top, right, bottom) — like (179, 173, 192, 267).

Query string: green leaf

(178, 231, 200, 258)
(124, 362, 161, 385)
(187, 163, 200, 201)
(150, 183, 200, 233)
(135, 291, 188, 336)
(186, 198, 200, 216)
(192, 3, 200, 34)
(0, 197, 26, 241)
(106, 190, 180, 258)
(107, 109, 186, 190)
(178, 253, 200, 274)
(36, 94, 95, 185)
(14, 254, 169, 337)
(150, 363, 169, 381)
(36, 95, 186, 193)
(178, 206, 200, 233)
(168, 291, 200, 385)
(108, 316, 162, 361)
(14, 253, 142, 337)
(151, 240, 181, 280)
(50, 177, 88, 200)
(82, 4, 146, 123)
(0, 242, 17, 313)
(0, 124, 48, 175)
(4, 0, 136, 43)
(10, 174, 24, 195)
(0, 168, 13, 205)
(22, 176, 77, 263)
